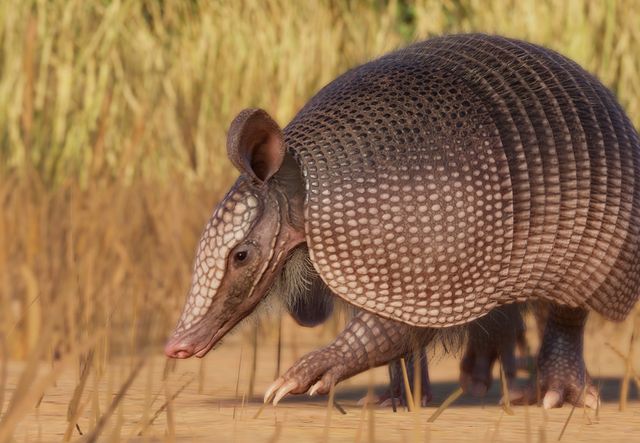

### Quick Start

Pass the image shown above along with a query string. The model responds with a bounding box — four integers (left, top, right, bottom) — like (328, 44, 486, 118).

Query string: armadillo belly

(284, 34, 640, 327)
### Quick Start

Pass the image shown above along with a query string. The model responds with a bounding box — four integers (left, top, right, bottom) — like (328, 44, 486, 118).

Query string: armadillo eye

(234, 250, 248, 264)
(232, 244, 255, 267)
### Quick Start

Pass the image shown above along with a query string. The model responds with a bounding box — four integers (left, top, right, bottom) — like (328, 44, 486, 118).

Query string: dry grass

(1, 0, 640, 441)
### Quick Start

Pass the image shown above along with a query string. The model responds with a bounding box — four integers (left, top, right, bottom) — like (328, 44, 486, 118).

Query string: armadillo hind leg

(264, 311, 434, 405)
(536, 305, 599, 409)
(459, 304, 532, 405)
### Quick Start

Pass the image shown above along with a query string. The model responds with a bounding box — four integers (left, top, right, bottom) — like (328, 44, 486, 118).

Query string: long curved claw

(273, 379, 299, 406)
(308, 380, 324, 397)
(542, 390, 563, 409)
(541, 386, 599, 410)
(584, 391, 600, 410)
(264, 377, 285, 404)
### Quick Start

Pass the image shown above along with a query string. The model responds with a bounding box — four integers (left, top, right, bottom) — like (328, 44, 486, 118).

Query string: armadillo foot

(264, 378, 300, 405)
(536, 305, 599, 409)
(265, 311, 424, 405)
(537, 376, 599, 410)
(264, 348, 348, 405)
(536, 356, 600, 409)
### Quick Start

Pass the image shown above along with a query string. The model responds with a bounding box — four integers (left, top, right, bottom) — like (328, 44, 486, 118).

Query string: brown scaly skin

(513, 301, 597, 408)
(264, 311, 435, 404)
(536, 305, 598, 409)
(285, 280, 434, 407)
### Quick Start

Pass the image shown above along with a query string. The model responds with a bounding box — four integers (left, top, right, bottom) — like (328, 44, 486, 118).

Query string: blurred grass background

(0, 0, 639, 439)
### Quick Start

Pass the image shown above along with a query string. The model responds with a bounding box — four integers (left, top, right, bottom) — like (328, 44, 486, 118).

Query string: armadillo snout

(164, 337, 196, 359)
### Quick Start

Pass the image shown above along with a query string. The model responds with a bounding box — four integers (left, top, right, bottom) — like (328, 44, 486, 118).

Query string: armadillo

(165, 34, 640, 410)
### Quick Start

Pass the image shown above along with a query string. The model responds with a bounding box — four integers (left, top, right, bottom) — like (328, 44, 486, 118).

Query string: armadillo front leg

(265, 311, 430, 405)
(537, 304, 599, 409)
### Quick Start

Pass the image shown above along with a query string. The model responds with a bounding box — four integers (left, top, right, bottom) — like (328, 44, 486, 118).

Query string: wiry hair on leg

(413, 303, 527, 365)
(407, 323, 467, 362)
(276, 246, 316, 309)
(255, 245, 316, 319)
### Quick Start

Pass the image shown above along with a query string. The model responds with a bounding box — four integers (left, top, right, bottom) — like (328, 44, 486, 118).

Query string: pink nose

(164, 338, 195, 359)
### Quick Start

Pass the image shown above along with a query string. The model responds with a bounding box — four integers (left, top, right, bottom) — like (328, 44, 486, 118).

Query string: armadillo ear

(226, 108, 285, 183)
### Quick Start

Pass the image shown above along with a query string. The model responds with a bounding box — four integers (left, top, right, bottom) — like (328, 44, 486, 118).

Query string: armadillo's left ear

(226, 108, 285, 184)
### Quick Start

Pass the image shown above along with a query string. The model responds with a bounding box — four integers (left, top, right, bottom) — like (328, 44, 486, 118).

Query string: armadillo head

(165, 109, 305, 358)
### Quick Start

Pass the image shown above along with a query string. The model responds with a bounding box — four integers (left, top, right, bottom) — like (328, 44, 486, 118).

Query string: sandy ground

(2, 314, 640, 442)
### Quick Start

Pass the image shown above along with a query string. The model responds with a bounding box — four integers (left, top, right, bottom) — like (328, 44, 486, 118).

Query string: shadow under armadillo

(204, 376, 637, 407)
